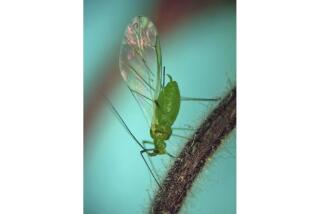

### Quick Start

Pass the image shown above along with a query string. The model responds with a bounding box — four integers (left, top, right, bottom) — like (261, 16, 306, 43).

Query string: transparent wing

(119, 16, 162, 126)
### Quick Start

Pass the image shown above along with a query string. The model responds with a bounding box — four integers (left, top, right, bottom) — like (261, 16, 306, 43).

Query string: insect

(106, 16, 219, 187)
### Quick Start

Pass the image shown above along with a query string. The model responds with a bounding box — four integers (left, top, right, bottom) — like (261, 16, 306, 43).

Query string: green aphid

(107, 16, 219, 187)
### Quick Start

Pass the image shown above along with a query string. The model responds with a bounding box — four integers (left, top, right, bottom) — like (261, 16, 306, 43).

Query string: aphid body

(149, 75, 180, 155)
(119, 16, 181, 157)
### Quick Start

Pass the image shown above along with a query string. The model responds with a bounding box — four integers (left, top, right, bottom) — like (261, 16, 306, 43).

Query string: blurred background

(84, 0, 236, 213)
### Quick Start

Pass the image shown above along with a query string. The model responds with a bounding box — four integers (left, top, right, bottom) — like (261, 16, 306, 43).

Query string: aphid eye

(133, 23, 139, 29)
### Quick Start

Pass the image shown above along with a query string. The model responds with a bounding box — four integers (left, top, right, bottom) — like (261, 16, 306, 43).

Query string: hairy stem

(150, 87, 236, 214)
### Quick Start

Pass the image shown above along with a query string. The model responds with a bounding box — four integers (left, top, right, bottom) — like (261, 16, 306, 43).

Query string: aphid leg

(104, 96, 162, 187)
(142, 140, 154, 150)
(166, 151, 177, 158)
(140, 149, 162, 189)
(172, 126, 196, 132)
(171, 133, 190, 140)
(171, 126, 196, 140)
(155, 100, 160, 107)
(142, 140, 153, 145)
(180, 96, 221, 102)
(142, 140, 163, 187)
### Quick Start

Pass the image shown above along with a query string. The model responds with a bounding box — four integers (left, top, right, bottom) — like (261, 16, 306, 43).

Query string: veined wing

(119, 16, 162, 126)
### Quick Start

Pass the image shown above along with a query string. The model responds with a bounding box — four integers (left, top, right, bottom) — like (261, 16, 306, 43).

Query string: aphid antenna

(101, 94, 144, 150)
(101, 93, 162, 189)
(162, 66, 166, 89)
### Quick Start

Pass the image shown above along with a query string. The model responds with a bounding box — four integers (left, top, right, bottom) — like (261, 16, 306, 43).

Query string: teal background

(84, 1, 236, 213)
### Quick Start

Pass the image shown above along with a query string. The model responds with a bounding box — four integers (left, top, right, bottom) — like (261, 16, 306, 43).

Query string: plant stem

(150, 87, 236, 214)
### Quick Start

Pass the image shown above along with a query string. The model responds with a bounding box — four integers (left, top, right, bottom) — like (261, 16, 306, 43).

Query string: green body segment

(150, 77, 181, 154)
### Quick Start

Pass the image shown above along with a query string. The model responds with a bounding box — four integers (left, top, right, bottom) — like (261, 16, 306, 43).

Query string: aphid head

(153, 141, 166, 155)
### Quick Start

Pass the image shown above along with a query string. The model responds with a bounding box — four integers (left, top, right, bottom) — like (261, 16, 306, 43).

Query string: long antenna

(101, 94, 162, 188)
(102, 95, 144, 150)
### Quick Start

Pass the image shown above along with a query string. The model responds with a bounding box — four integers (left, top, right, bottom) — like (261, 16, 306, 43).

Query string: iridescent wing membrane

(119, 16, 163, 126)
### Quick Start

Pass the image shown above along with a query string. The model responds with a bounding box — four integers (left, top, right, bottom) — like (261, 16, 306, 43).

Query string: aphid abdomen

(156, 78, 181, 127)
(150, 77, 180, 143)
